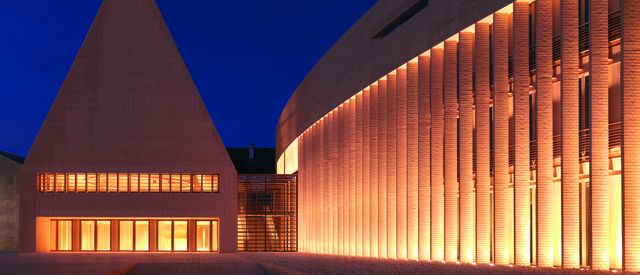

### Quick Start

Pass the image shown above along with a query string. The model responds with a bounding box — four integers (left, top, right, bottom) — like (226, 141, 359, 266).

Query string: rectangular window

(174, 221, 188, 251)
(66, 173, 76, 192)
(57, 220, 72, 251)
(96, 221, 111, 251)
(119, 221, 134, 251)
(158, 221, 172, 251)
(81, 221, 95, 251)
(212, 220, 218, 252)
(161, 174, 171, 192)
(87, 173, 97, 192)
(77, 173, 86, 192)
(150, 173, 160, 193)
(55, 173, 65, 192)
(140, 173, 150, 193)
(98, 173, 107, 192)
(108, 173, 118, 192)
(171, 174, 181, 193)
(45, 173, 54, 192)
(182, 174, 191, 192)
(130, 173, 139, 192)
(203, 175, 213, 192)
(135, 221, 149, 251)
(118, 173, 128, 192)
(37, 173, 219, 194)
(196, 221, 210, 251)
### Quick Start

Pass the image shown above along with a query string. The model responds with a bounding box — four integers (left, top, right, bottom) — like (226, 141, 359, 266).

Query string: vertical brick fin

(378, 79, 388, 258)
(589, 0, 610, 270)
(329, 111, 338, 255)
(622, 0, 640, 271)
(370, 84, 380, 258)
(459, 31, 475, 264)
(407, 61, 420, 261)
(344, 102, 351, 255)
(493, 12, 511, 266)
(560, 0, 580, 268)
(323, 115, 331, 254)
(513, 1, 532, 267)
(397, 67, 409, 260)
(536, 0, 555, 267)
(387, 73, 398, 259)
(337, 104, 349, 255)
(363, 89, 371, 258)
(474, 22, 492, 264)
(299, 134, 305, 252)
(349, 98, 356, 256)
(430, 48, 445, 262)
(418, 55, 432, 261)
(444, 40, 459, 263)
(356, 93, 363, 257)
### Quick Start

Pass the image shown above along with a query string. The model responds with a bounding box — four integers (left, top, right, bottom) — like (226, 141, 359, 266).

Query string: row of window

(37, 173, 219, 193)
(51, 219, 218, 252)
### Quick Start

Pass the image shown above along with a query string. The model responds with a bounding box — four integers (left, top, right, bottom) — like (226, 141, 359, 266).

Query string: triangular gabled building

(20, 0, 237, 253)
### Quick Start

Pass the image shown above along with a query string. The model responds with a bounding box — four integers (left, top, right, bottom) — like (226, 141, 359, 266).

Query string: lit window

(135, 221, 149, 251)
(203, 175, 213, 192)
(55, 173, 65, 192)
(150, 173, 160, 192)
(174, 221, 188, 251)
(193, 175, 202, 192)
(171, 174, 181, 192)
(119, 221, 133, 251)
(108, 173, 118, 192)
(196, 221, 211, 251)
(118, 173, 128, 192)
(87, 173, 97, 192)
(182, 174, 191, 192)
(81, 221, 95, 251)
(57, 220, 72, 251)
(98, 173, 107, 192)
(161, 174, 171, 192)
(45, 173, 54, 192)
(77, 173, 86, 192)
(67, 173, 76, 192)
(96, 221, 111, 251)
(140, 173, 150, 193)
(158, 221, 172, 251)
(212, 220, 218, 251)
(130, 173, 139, 192)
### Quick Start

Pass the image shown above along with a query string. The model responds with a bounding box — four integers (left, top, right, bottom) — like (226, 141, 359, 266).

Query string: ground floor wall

(38, 217, 219, 253)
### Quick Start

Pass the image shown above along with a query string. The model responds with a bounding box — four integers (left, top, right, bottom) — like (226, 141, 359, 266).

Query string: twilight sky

(0, 0, 376, 157)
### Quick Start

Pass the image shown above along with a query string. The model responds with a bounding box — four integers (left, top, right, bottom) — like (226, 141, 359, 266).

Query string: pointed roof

(24, 0, 235, 173)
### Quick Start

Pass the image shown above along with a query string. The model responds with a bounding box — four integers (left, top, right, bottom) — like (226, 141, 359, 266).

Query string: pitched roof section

(0, 151, 24, 164)
(24, 0, 234, 173)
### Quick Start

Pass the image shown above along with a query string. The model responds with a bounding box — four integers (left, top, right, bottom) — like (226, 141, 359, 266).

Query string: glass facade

(237, 175, 297, 252)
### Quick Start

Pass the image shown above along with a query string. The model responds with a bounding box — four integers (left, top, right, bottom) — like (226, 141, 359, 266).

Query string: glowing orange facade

(277, 0, 640, 271)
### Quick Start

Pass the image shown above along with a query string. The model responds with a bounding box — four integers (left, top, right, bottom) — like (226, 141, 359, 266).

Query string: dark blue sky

(0, 0, 376, 157)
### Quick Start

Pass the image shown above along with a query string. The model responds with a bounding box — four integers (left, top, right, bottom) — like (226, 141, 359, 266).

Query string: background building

(0, 151, 22, 251)
(276, 0, 640, 271)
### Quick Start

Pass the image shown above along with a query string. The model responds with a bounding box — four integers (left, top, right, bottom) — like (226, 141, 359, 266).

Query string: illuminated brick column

(299, 133, 306, 252)
(418, 54, 431, 261)
(474, 21, 491, 264)
(458, 30, 474, 264)
(338, 104, 345, 255)
(513, 1, 531, 266)
(560, 0, 580, 268)
(387, 72, 398, 259)
(493, 11, 510, 266)
(397, 66, 408, 260)
(378, 78, 388, 258)
(329, 110, 338, 254)
(430, 46, 445, 262)
(363, 88, 371, 258)
(622, 0, 640, 271)
(589, 0, 610, 270)
(407, 59, 420, 261)
(311, 124, 318, 252)
(370, 83, 380, 258)
(315, 119, 328, 254)
(444, 39, 459, 263)
(349, 97, 356, 256)
(535, 0, 555, 267)
(356, 92, 363, 257)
